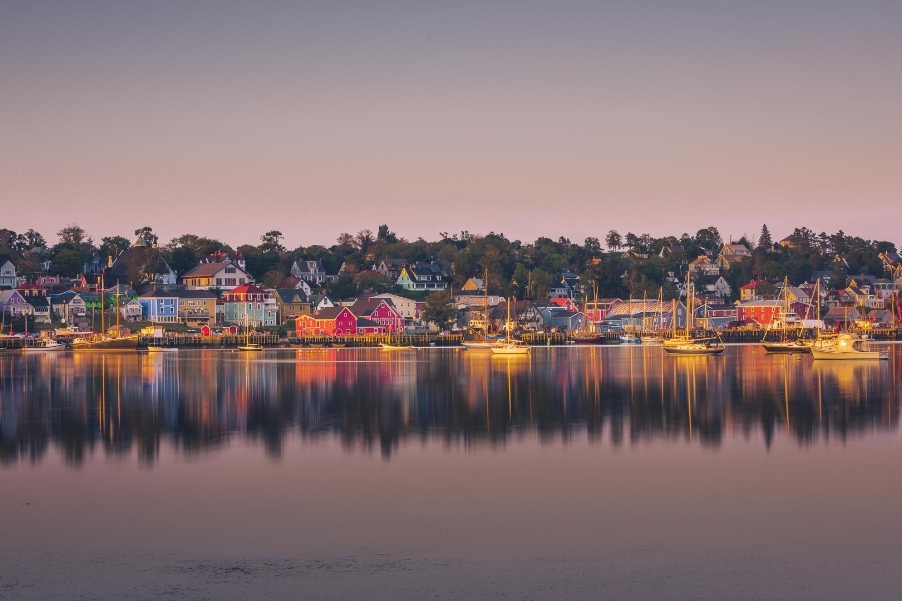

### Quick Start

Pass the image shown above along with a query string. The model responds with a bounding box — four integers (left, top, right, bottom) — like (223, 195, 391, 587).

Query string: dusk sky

(2, 1, 900, 249)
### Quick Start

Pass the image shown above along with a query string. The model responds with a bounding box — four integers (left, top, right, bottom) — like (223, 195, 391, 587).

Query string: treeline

(0, 223, 897, 301)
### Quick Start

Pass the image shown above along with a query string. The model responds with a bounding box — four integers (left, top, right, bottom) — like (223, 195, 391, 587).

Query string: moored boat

(146, 345, 178, 353)
(71, 335, 140, 350)
(810, 333, 887, 360)
(662, 340, 726, 356)
(21, 338, 67, 352)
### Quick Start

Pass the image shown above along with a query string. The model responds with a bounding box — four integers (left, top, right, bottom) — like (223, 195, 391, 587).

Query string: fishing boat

(491, 299, 529, 355)
(380, 327, 413, 350)
(810, 333, 888, 360)
(21, 338, 67, 352)
(238, 313, 264, 351)
(71, 334, 140, 350)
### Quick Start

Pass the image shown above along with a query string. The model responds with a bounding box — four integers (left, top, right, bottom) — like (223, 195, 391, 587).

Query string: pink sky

(1, 2, 900, 249)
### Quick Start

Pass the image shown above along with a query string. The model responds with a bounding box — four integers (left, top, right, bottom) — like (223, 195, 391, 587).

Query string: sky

(1, 1, 900, 250)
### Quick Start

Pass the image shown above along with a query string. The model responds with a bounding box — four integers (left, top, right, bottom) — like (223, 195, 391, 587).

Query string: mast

(100, 274, 105, 335)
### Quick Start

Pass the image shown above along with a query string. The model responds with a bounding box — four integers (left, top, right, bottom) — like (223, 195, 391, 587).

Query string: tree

(757, 224, 773, 250)
(58, 223, 89, 248)
(134, 226, 158, 246)
(355, 229, 375, 254)
(167, 246, 198, 276)
(21, 229, 47, 250)
(584, 237, 601, 257)
(605, 230, 622, 251)
(422, 292, 457, 330)
(259, 230, 285, 254)
(51, 249, 83, 277)
(377, 224, 398, 244)
(694, 226, 722, 251)
(262, 268, 287, 289)
(99, 235, 131, 259)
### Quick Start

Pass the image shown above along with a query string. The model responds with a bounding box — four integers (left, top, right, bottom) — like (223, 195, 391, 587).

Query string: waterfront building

(221, 284, 277, 327)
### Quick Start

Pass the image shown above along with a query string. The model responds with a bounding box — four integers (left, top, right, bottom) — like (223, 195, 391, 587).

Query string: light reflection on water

(2, 345, 902, 600)
(1, 345, 899, 467)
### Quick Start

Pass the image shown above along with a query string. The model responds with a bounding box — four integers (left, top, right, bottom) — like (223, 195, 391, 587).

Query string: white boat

(663, 340, 725, 356)
(146, 345, 178, 353)
(22, 338, 67, 352)
(619, 333, 640, 344)
(491, 299, 530, 355)
(462, 341, 495, 350)
(810, 333, 887, 360)
(640, 334, 663, 345)
(380, 342, 414, 351)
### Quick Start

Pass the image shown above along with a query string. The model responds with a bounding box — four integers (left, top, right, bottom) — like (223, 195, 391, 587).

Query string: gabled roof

(140, 288, 178, 298)
(0, 254, 15, 267)
(350, 298, 398, 317)
(182, 262, 242, 278)
(273, 288, 309, 304)
(312, 306, 349, 320)
(226, 283, 268, 296)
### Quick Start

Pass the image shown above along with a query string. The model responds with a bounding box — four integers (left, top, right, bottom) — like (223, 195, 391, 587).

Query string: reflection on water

(1, 345, 899, 467)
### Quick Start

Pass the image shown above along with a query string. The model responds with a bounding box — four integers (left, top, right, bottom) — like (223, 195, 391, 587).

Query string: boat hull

(811, 349, 882, 360)
(762, 342, 811, 354)
(663, 345, 725, 356)
(71, 336, 139, 350)
(21, 342, 67, 352)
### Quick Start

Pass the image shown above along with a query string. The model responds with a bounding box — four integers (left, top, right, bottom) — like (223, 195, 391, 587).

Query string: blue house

(138, 289, 179, 323)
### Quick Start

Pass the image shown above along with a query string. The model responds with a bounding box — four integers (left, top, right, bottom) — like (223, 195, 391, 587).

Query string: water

(2, 345, 901, 600)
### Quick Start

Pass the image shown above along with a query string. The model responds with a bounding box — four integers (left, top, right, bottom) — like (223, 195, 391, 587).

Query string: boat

(491, 299, 530, 355)
(663, 277, 725, 356)
(381, 327, 413, 350)
(21, 338, 67, 352)
(662, 340, 725, 356)
(462, 341, 495, 350)
(619, 333, 641, 344)
(238, 313, 264, 351)
(146, 345, 178, 353)
(761, 277, 811, 354)
(71, 334, 140, 350)
(641, 289, 665, 344)
(810, 333, 888, 360)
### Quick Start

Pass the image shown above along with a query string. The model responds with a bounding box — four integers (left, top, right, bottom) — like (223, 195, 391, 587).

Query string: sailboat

(463, 269, 496, 350)
(238, 312, 263, 351)
(619, 296, 641, 344)
(641, 289, 664, 345)
(663, 278, 725, 356)
(491, 299, 529, 355)
(71, 278, 139, 350)
(761, 277, 809, 354)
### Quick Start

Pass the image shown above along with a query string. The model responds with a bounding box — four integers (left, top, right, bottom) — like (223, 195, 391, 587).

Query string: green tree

(259, 230, 285, 254)
(422, 292, 457, 330)
(51, 248, 83, 277)
(99, 235, 131, 259)
(757, 224, 773, 250)
(57, 223, 89, 248)
(605, 230, 622, 251)
(134, 226, 158, 246)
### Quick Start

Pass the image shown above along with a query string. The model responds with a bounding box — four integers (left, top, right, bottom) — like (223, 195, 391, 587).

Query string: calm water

(2, 345, 901, 600)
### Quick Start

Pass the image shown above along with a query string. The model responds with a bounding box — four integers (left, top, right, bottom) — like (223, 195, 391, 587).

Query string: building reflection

(0, 346, 898, 467)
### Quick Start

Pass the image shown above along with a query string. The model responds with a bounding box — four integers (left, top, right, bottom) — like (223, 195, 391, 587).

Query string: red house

(350, 299, 405, 332)
(296, 306, 356, 336)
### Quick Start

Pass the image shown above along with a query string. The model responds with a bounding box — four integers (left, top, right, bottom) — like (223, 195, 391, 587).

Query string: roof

(273, 289, 309, 304)
(0, 254, 14, 266)
(140, 288, 178, 298)
(311, 306, 348, 320)
(226, 283, 268, 296)
(350, 298, 397, 316)
(173, 290, 217, 299)
(25, 296, 49, 308)
(182, 263, 235, 278)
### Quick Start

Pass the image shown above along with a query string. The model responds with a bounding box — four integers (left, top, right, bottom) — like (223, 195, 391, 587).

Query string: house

(0, 290, 30, 316)
(377, 258, 408, 283)
(602, 299, 684, 332)
(272, 289, 312, 323)
(735, 300, 805, 327)
(174, 290, 217, 326)
(349, 298, 405, 332)
(583, 298, 622, 323)
(221, 283, 277, 327)
(371, 293, 420, 324)
(25, 295, 51, 323)
(659, 242, 684, 258)
(537, 304, 583, 331)
(740, 280, 765, 302)
(138, 289, 179, 323)
(181, 261, 252, 291)
(461, 277, 485, 292)
(290, 259, 328, 285)
(104, 237, 177, 287)
(50, 291, 87, 326)
(696, 305, 739, 330)
(489, 300, 544, 332)
(0, 255, 16, 288)
(396, 263, 449, 292)
(116, 297, 143, 322)
(822, 306, 861, 328)
(200, 250, 248, 272)
(696, 275, 731, 298)
(296, 306, 377, 336)
(688, 255, 720, 276)
(549, 297, 579, 312)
